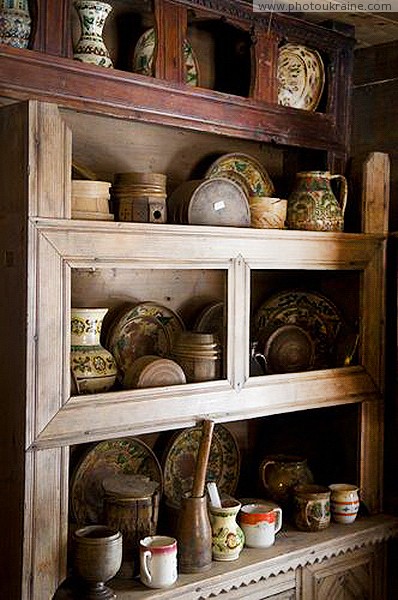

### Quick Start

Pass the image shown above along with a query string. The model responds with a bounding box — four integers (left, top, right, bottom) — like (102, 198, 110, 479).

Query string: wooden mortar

(177, 419, 214, 573)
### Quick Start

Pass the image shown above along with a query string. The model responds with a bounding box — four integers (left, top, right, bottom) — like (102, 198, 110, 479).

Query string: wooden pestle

(191, 419, 215, 497)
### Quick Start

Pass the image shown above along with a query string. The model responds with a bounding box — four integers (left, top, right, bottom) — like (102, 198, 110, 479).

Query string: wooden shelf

(55, 515, 398, 599)
(0, 46, 342, 151)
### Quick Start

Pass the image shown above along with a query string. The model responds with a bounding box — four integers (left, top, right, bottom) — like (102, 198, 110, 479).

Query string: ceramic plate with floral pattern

(254, 290, 343, 370)
(277, 43, 325, 111)
(132, 27, 199, 86)
(162, 423, 240, 506)
(205, 153, 275, 198)
(70, 437, 163, 525)
(106, 302, 185, 383)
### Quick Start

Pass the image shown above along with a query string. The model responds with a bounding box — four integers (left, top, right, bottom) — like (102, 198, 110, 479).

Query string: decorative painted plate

(70, 437, 163, 525)
(106, 302, 185, 382)
(162, 424, 240, 506)
(205, 153, 275, 198)
(253, 290, 343, 370)
(132, 27, 199, 87)
(277, 43, 325, 111)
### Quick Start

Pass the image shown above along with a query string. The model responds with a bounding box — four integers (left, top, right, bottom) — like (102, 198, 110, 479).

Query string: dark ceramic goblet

(73, 525, 122, 599)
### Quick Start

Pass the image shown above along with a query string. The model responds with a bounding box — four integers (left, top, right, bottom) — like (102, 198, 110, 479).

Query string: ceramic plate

(205, 153, 275, 198)
(70, 437, 163, 525)
(253, 290, 343, 370)
(162, 424, 240, 506)
(132, 27, 199, 86)
(277, 43, 325, 111)
(106, 302, 185, 382)
(194, 301, 225, 345)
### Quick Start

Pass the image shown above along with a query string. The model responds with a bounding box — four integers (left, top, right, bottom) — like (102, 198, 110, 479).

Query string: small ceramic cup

(139, 535, 178, 589)
(239, 502, 282, 548)
(293, 484, 331, 532)
(329, 483, 360, 524)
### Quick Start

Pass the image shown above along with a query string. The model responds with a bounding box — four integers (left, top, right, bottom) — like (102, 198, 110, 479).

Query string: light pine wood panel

(23, 448, 69, 600)
(34, 368, 377, 448)
(71, 267, 226, 327)
(301, 546, 378, 599)
(61, 108, 284, 193)
(36, 220, 384, 269)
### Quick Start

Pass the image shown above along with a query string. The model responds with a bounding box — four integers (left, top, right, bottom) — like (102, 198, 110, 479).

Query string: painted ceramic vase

(73, 0, 113, 68)
(259, 454, 314, 509)
(209, 497, 244, 561)
(287, 171, 348, 232)
(0, 0, 31, 48)
(71, 307, 118, 394)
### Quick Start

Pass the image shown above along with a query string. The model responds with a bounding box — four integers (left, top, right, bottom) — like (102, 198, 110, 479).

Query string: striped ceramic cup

(329, 484, 360, 524)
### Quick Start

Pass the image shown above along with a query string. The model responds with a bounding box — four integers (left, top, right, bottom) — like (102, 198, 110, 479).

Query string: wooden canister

(103, 476, 160, 578)
(167, 178, 250, 227)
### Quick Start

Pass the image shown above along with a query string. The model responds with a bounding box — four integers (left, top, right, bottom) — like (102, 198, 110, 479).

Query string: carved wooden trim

(154, 0, 187, 83)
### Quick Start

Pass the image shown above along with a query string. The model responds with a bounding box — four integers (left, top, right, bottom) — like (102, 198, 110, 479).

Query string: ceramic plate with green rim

(132, 27, 199, 86)
(70, 437, 163, 525)
(162, 423, 240, 506)
(205, 152, 275, 198)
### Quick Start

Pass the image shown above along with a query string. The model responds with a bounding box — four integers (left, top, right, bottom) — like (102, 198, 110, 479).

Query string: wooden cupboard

(0, 1, 397, 599)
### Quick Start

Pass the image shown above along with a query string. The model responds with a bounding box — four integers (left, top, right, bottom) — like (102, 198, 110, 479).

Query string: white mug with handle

(140, 535, 178, 589)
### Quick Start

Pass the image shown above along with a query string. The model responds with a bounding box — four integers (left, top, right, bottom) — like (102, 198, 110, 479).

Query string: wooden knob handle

(191, 420, 215, 498)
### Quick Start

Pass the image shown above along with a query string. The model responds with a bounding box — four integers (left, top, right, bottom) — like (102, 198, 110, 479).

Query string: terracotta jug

(259, 454, 313, 508)
(287, 171, 347, 232)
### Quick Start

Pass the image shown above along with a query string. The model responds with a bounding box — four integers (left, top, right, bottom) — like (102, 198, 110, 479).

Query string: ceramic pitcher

(209, 497, 244, 561)
(287, 171, 348, 232)
(259, 454, 314, 508)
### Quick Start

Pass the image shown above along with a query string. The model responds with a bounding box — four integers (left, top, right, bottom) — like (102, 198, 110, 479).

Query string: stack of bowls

(71, 180, 114, 220)
(172, 331, 221, 383)
(111, 172, 167, 223)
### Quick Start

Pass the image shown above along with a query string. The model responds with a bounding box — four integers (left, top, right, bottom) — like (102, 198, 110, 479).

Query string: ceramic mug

(239, 502, 282, 548)
(329, 483, 360, 524)
(139, 535, 178, 589)
(293, 484, 331, 532)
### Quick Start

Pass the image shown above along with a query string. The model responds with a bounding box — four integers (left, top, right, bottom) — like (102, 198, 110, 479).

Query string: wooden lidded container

(102, 474, 160, 578)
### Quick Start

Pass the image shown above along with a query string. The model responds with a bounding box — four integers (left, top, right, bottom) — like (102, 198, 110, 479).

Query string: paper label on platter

(214, 200, 225, 211)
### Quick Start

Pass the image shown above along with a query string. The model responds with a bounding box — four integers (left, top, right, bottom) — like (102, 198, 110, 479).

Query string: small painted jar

(329, 483, 360, 524)
(209, 497, 244, 561)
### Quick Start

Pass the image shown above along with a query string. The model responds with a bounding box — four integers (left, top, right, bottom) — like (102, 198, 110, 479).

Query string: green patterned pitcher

(287, 171, 347, 232)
